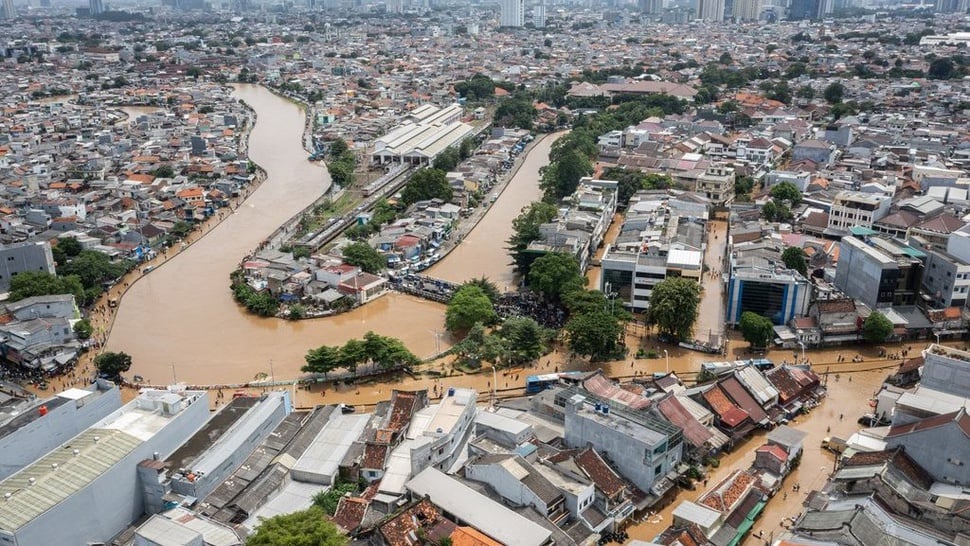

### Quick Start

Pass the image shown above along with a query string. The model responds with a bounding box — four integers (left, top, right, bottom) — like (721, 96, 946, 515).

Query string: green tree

(94, 351, 133, 379)
(528, 252, 585, 301)
(739, 311, 775, 348)
(432, 147, 461, 172)
(796, 85, 815, 100)
(648, 277, 701, 341)
(823, 81, 845, 104)
(58, 250, 129, 291)
(303, 344, 342, 376)
(363, 331, 420, 369)
(781, 246, 808, 276)
(540, 149, 593, 200)
(247, 507, 346, 546)
(507, 201, 558, 275)
(770, 181, 802, 206)
(400, 168, 453, 205)
(862, 311, 893, 343)
(341, 242, 385, 274)
(454, 74, 496, 101)
(73, 319, 93, 340)
(928, 57, 956, 79)
(461, 277, 501, 303)
(329, 138, 349, 158)
(446, 285, 497, 333)
(565, 309, 624, 361)
(9, 271, 85, 302)
(498, 316, 548, 364)
(312, 482, 357, 515)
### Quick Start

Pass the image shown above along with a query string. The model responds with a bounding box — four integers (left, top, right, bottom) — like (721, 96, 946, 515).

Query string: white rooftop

(405, 468, 552, 546)
(58, 388, 93, 401)
(673, 500, 721, 529)
(291, 412, 369, 485)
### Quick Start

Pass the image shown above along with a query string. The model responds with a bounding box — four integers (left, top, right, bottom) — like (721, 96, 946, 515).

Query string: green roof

(849, 226, 878, 236)
(0, 428, 141, 532)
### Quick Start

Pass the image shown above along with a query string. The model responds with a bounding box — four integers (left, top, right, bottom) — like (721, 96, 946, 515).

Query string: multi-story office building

(500, 0, 524, 27)
(0, 242, 55, 293)
(0, 0, 14, 19)
(726, 258, 811, 326)
(697, 0, 725, 21)
(89, 0, 104, 15)
(0, 381, 121, 480)
(695, 163, 735, 206)
(600, 193, 704, 312)
(563, 392, 683, 496)
(834, 235, 924, 309)
(826, 191, 892, 235)
(0, 389, 210, 546)
(533, 0, 546, 27)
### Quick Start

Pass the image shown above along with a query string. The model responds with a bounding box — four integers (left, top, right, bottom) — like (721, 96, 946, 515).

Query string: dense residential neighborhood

(2, 3, 970, 546)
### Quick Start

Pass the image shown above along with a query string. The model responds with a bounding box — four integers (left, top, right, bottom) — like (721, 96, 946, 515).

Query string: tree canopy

(528, 252, 584, 302)
(497, 316, 550, 365)
(862, 311, 894, 343)
(9, 271, 85, 303)
(648, 277, 701, 341)
(565, 309, 624, 361)
(400, 168, 453, 205)
(782, 246, 808, 276)
(341, 242, 385, 274)
(739, 311, 775, 348)
(769, 182, 802, 206)
(454, 74, 496, 101)
(95, 351, 133, 380)
(247, 507, 346, 546)
(507, 201, 558, 275)
(824, 81, 845, 104)
(302, 332, 419, 376)
(446, 285, 497, 333)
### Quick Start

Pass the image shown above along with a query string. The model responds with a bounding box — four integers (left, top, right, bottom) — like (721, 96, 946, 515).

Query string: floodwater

(106, 85, 449, 384)
(695, 219, 728, 345)
(117, 106, 162, 123)
(624, 365, 889, 544)
(426, 134, 560, 290)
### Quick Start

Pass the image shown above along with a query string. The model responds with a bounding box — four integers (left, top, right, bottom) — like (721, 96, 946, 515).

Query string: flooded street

(695, 219, 728, 346)
(426, 133, 561, 289)
(106, 85, 448, 384)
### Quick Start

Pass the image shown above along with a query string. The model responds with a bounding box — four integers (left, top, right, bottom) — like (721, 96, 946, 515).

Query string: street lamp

(663, 349, 669, 374)
(934, 330, 942, 346)
(797, 341, 806, 364)
(428, 329, 441, 356)
(488, 363, 498, 408)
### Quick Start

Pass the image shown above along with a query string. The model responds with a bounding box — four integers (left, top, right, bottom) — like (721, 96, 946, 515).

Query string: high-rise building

(500, 0, 524, 27)
(533, 0, 546, 27)
(697, 0, 724, 20)
(935, 0, 968, 12)
(732, 0, 761, 20)
(89, 0, 104, 15)
(638, 0, 663, 15)
(1, 0, 15, 19)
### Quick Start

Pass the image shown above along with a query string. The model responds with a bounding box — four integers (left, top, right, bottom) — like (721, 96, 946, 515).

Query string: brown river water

(92, 84, 923, 542)
(105, 85, 559, 385)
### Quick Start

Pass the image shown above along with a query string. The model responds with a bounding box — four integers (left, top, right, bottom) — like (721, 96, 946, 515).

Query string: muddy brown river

(106, 85, 454, 384)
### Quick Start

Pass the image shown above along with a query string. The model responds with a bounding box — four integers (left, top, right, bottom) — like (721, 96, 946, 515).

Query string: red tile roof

(702, 386, 750, 427)
(699, 469, 755, 513)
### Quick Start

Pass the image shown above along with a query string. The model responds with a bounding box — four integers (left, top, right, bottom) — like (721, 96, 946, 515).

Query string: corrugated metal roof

(0, 428, 141, 532)
(735, 367, 780, 406)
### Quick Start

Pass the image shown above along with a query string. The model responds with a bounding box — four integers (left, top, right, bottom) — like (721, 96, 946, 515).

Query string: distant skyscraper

(787, 0, 820, 19)
(697, 0, 724, 20)
(533, 0, 546, 27)
(500, 0, 524, 27)
(89, 0, 104, 15)
(934, 0, 967, 12)
(1, 0, 15, 19)
(638, 0, 663, 15)
(733, 0, 761, 20)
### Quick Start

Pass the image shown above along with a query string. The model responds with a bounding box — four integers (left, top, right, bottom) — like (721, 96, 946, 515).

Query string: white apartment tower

(697, 0, 725, 20)
(533, 0, 546, 27)
(501, 0, 524, 27)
